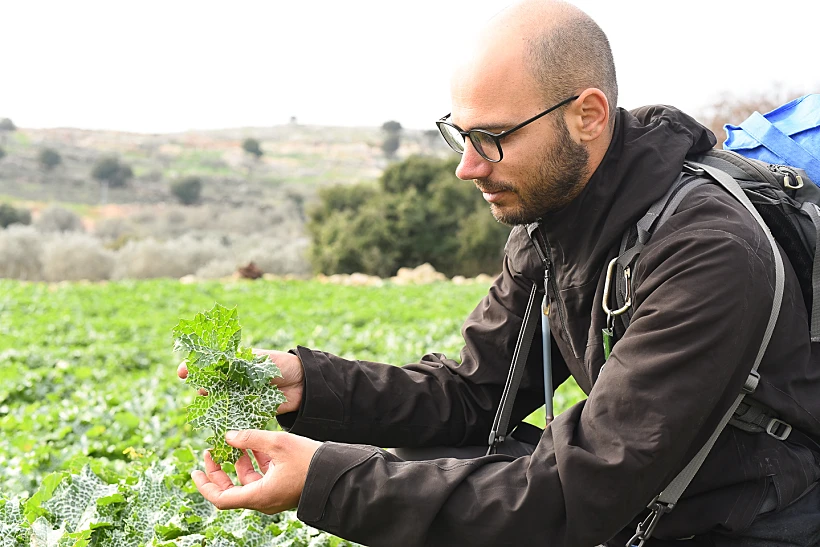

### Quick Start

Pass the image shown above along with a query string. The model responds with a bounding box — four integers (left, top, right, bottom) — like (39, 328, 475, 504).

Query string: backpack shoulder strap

(487, 280, 541, 454)
(628, 161, 786, 547)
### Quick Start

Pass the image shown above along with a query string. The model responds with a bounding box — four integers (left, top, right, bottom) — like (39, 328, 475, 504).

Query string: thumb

(224, 429, 278, 451)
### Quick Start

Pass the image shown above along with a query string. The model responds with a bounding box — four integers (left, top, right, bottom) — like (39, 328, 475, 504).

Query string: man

(181, 1, 820, 545)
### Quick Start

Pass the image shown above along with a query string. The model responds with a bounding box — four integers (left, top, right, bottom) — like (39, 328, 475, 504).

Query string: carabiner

(602, 256, 631, 317)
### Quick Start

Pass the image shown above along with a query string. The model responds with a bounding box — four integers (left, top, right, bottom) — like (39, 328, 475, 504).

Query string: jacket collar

(531, 106, 716, 283)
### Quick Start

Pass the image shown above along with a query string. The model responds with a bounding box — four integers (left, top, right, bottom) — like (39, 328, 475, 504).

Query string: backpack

(603, 149, 820, 546)
(486, 99, 820, 546)
(603, 95, 820, 544)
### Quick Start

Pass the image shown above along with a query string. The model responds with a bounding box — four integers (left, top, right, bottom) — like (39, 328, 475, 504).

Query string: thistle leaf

(173, 304, 286, 464)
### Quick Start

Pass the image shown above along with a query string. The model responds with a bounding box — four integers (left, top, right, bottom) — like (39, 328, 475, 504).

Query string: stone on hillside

(391, 263, 446, 285)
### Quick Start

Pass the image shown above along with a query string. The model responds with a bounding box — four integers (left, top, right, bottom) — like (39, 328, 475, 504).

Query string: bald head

(463, 0, 618, 127)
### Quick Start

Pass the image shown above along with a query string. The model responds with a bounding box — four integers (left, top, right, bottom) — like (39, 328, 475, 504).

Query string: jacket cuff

(274, 348, 307, 430)
(276, 346, 345, 437)
(297, 442, 380, 525)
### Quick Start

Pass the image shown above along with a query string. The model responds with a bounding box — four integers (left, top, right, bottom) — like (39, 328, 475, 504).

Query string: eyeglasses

(436, 95, 579, 162)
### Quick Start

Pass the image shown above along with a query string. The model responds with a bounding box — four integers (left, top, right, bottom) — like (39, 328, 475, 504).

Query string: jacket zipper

(530, 225, 578, 359)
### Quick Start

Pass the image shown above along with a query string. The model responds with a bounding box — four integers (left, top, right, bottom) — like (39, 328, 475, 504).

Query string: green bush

(242, 138, 263, 159)
(308, 155, 510, 277)
(170, 176, 203, 205)
(38, 147, 62, 171)
(0, 203, 32, 228)
(91, 156, 133, 188)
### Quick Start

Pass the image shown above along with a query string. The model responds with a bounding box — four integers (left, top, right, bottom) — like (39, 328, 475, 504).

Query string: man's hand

(178, 348, 304, 414)
(192, 430, 322, 513)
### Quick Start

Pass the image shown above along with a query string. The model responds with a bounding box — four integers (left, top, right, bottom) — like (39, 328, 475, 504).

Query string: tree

(242, 138, 263, 159)
(381, 120, 402, 134)
(0, 118, 14, 147)
(308, 155, 510, 277)
(170, 176, 203, 205)
(381, 134, 400, 159)
(381, 120, 403, 160)
(0, 203, 31, 228)
(91, 156, 134, 203)
(38, 148, 62, 171)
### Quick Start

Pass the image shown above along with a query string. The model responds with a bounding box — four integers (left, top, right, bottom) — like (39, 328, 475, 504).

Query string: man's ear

(566, 88, 609, 143)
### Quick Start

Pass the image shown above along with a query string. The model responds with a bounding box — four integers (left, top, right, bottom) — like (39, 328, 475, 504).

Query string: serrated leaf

(42, 466, 120, 534)
(25, 472, 68, 524)
(0, 497, 30, 547)
(173, 304, 286, 464)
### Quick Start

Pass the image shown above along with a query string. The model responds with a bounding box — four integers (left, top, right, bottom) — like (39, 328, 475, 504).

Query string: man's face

(450, 53, 590, 226)
(467, 116, 589, 225)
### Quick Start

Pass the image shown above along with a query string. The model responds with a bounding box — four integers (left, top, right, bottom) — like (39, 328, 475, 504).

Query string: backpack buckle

(626, 499, 675, 547)
(682, 162, 705, 176)
(766, 418, 792, 441)
(742, 370, 760, 394)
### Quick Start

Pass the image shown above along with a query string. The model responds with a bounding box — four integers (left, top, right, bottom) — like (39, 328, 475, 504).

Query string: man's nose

(454, 141, 493, 181)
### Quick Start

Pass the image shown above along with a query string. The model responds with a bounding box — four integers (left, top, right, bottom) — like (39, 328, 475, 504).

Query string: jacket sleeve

(295, 207, 779, 547)
(280, 250, 570, 448)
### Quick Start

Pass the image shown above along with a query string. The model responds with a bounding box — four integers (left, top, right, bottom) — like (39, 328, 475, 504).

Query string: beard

(481, 118, 589, 226)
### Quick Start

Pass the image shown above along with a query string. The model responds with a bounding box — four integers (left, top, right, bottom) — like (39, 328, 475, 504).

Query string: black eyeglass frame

(436, 95, 580, 163)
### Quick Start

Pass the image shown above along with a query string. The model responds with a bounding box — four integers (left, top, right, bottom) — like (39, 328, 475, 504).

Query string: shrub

(242, 138, 263, 159)
(0, 118, 15, 131)
(0, 225, 43, 280)
(307, 155, 509, 277)
(38, 148, 62, 171)
(112, 235, 230, 280)
(112, 239, 193, 279)
(170, 176, 203, 205)
(91, 156, 133, 188)
(93, 217, 136, 242)
(0, 146, 6, 160)
(34, 206, 84, 233)
(0, 203, 32, 228)
(234, 234, 311, 277)
(42, 233, 114, 281)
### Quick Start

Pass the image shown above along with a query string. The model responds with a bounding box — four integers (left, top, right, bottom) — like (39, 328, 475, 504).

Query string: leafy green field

(0, 279, 585, 545)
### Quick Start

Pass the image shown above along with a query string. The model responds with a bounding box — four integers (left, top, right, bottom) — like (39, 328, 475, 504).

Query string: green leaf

(25, 471, 68, 524)
(173, 304, 286, 464)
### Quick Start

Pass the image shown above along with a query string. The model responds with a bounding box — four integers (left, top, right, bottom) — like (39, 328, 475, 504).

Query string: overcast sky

(2, 0, 817, 134)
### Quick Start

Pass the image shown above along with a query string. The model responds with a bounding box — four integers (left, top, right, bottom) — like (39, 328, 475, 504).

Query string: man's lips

(482, 190, 507, 203)
(476, 183, 513, 204)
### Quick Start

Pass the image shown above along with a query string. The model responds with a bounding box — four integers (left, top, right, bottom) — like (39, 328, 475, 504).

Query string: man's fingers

(251, 449, 272, 473)
(225, 429, 279, 452)
(235, 452, 264, 485)
(192, 469, 271, 512)
(203, 451, 236, 491)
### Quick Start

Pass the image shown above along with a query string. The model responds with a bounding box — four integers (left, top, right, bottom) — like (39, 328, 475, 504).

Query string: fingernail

(225, 430, 238, 440)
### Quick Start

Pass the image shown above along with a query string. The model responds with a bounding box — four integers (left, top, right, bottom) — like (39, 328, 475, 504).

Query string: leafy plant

(241, 138, 263, 159)
(169, 176, 203, 205)
(38, 148, 62, 172)
(173, 304, 286, 464)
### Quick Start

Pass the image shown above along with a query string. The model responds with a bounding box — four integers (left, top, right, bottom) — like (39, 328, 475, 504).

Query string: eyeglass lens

(438, 123, 501, 162)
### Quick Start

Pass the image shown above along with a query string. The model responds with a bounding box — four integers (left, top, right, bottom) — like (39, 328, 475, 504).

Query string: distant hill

(0, 123, 449, 208)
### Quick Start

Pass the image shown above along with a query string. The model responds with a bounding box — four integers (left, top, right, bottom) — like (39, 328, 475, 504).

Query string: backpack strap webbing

(799, 200, 820, 341)
(628, 161, 786, 547)
(487, 281, 541, 454)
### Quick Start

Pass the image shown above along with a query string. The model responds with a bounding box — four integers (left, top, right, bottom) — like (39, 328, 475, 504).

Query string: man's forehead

(449, 46, 539, 131)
